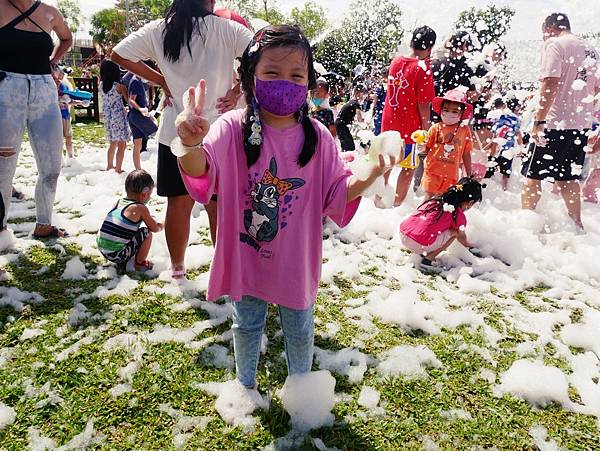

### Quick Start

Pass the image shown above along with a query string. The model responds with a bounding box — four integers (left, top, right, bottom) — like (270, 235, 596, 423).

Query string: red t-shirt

(381, 56, 435, 144)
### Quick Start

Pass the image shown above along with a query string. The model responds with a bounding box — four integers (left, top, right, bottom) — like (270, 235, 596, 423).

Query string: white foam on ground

(280, 371, 336, 431)
(314, 347, 372, 384)
(159, 404, 211, 450)
(62, 257, 88, 280)
(377, 345, 442, 379)
(0, 402, 16, 430)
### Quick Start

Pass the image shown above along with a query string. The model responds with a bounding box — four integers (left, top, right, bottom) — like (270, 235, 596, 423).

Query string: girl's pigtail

(297, 102, 317, 167)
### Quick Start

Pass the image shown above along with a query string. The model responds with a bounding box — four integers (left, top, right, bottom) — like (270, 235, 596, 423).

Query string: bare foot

(33, 224, 68, 238)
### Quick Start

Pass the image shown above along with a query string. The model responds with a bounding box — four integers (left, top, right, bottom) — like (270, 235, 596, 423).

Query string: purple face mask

(255, 78, 308, 117)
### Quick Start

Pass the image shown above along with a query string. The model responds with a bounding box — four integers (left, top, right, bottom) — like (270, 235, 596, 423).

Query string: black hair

(507, 98, 521, 112)
(493, 97, 505, 108)
(411, 26, 437, 50)
(447, 31, 472, 52)
(240, 25, 318, 168)
(163, 0, 213, 63)
(544, 13, 571, 31)
(354, 83, 367, 94)
(419, 177, 485, 223)
(100, 59, 122, 94)
(315, 79, 329, 93)
(125, 169, 155, 195)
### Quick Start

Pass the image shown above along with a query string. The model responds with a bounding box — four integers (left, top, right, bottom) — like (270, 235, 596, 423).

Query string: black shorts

(485, 154, 513, 178)
(102, 227, 150, 264)
(335, 121, 355, 151)
(157, 142, 189, 197)
(521, 129, 588, 182)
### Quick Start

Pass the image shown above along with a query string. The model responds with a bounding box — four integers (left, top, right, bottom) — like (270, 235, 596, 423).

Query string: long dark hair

(163, 0, 212, 63)
(239, 25, 318, 168)
(100, 59, 122, 94)
(419, 177, 484, 222)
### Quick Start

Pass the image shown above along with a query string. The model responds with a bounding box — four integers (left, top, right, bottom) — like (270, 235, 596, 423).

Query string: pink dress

(180, 109, 360, 310)
(400, 202, 466, 245)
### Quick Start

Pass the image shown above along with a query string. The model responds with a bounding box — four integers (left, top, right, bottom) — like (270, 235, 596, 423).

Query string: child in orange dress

(422, 89, 474, 198)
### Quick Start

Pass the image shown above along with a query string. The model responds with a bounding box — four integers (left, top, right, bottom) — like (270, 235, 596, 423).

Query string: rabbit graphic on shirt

(244, 157, 305, 243)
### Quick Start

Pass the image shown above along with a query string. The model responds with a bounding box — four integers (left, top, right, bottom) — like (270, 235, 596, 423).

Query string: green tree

(289, 1, 328, 41)
(57, 0, 81, 35)
(455, 5, 515, 51)
(314, 0, 403, 75)
(90, 8, 127, 51)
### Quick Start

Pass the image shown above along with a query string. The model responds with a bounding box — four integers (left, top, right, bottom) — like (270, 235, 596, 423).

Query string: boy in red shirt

(382, 26, 437, 205)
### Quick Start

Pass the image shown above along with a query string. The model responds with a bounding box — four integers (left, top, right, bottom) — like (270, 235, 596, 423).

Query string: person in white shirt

(111, 0, 253, 278)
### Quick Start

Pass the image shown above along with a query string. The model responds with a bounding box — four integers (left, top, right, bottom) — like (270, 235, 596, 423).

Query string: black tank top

(0, 1, 54, 75)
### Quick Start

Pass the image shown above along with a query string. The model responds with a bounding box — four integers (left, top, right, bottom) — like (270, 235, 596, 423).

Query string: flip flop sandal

(33, 226, 69, 239)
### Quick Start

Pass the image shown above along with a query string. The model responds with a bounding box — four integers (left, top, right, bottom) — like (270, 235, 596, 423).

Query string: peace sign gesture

(175, 79, 210, 147)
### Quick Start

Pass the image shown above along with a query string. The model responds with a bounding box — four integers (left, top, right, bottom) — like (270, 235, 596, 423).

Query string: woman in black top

(0, 0, 72, 238)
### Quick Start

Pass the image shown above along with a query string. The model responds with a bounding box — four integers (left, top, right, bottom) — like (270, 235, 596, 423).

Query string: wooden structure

(72, 77, 100, 123)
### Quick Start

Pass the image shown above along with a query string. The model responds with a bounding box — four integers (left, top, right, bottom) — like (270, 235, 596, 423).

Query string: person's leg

(556, 180, 583, 229)
(141, 136, 148, 153)
(115, 141, 126, 173)
(27, 76, 64, 236)
(204, 199, 218, 246)
(502, 175, 510, 191)
(132, 138, 142, 170)
(106, 141, 117, 170)
(394, 168, 415, 206)
(278, 303, 314, 376)
(0, 74, 28, 230)
(231, 296, 269, 388)
(133, 228, 153, 267)
(521, 177, 542, 210)
(165, 194, 194, 272)
(63, 119, 74, 159)
(425, 230, 458, 260)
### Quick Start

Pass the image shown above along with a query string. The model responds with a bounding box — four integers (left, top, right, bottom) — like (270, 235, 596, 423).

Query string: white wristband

(170, 137, 203, 157)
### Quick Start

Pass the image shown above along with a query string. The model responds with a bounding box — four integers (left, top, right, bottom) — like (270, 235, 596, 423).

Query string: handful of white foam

(348, 130, 404, 209)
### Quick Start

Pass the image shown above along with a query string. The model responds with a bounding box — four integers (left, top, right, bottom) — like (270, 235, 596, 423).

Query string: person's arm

(139, 206, 163, 233)
(176, 81, 211, 177)
(346, 155, 396, 202)
(462, 150, 472, 177)
(116, 83, 128, 102)
(531, 77, 559, 144)
(418, 103, 431, 130)
(216, 82, 242, 114)
(457, 229, 473, 248)
(49, 6, 73, 66)
(128, 93, 145, 114)
(111, 52, 172, 100)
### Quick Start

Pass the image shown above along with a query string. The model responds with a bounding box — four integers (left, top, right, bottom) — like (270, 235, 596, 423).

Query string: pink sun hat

(432, 88, 474, 120)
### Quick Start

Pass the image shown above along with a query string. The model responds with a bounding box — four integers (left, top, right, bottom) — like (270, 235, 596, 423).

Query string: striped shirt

(97, 199, 142, 253)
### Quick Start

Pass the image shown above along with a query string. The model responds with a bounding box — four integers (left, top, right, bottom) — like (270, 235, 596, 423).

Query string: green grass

(1, 237, 599, 450)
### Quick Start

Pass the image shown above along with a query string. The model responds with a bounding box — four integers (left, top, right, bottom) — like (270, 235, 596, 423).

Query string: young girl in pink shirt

(172, 25, 394, 389)
(400, 177, 484, 271)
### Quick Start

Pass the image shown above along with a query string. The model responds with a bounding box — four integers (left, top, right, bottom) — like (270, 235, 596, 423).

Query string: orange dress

(421, 122, 473, 195)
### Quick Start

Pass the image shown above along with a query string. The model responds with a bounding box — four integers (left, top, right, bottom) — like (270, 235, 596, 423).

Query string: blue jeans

(0, 71, 63, 229)
(231, 296, 314, 388)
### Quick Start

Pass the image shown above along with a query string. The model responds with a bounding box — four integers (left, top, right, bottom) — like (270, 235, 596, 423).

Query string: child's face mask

(255, 78, 308, 117)
(441, 111, 462, 125)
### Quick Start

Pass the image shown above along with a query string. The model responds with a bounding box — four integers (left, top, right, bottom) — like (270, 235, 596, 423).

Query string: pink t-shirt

(539, 34, 599, 130)
(180, 109, 360, 310)
(399, 201, 467, 246)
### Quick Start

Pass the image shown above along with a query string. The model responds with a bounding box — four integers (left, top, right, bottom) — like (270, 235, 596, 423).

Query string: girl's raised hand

(175, 80, 210, 146)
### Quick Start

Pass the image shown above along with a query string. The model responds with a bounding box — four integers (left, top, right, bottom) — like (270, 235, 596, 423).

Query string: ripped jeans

(0, 71, 63, 229)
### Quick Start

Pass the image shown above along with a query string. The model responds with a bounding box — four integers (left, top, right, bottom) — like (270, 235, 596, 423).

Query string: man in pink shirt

(521, 13, 600, 231)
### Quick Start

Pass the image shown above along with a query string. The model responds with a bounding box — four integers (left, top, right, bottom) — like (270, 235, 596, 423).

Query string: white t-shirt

(113, 16, 253, 146)
(539, 33, 600, 131)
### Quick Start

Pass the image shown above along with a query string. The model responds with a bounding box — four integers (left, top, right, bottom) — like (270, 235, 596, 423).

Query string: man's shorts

(399, 143, 420, 169)
(521, 129, 588, 182)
